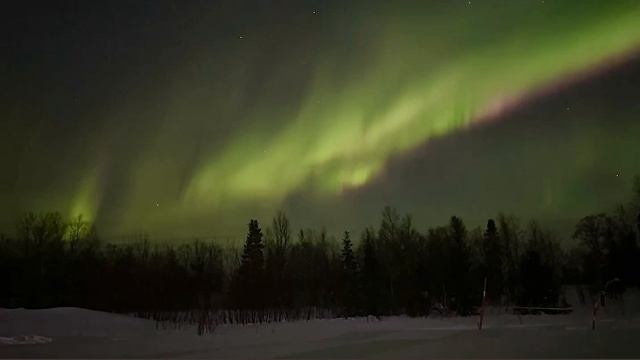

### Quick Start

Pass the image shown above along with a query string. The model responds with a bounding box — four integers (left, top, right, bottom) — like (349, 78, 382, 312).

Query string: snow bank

(0, 335, 52, 345)
(0, 307, 159, 338)
(2, 302, 640, 358)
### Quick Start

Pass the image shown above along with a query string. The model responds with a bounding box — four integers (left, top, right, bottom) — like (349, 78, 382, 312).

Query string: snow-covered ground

(2, 302, 640, 358)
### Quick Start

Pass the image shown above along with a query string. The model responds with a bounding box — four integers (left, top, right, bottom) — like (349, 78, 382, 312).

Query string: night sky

(2, 1, 640, 240)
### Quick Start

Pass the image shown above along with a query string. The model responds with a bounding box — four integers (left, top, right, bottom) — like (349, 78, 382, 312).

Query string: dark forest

(3, 177, 639, 334)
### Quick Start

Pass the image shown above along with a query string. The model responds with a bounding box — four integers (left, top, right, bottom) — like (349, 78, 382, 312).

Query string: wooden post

(478, 277, 487, 330)
(442, 282, 448, 316)
(592, 300, 599, 330)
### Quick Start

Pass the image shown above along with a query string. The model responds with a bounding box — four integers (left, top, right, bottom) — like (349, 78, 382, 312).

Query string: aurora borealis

(2, 1, 640, 239)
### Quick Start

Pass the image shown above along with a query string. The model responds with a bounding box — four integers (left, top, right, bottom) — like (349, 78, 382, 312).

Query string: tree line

(2, 177, 639, 327)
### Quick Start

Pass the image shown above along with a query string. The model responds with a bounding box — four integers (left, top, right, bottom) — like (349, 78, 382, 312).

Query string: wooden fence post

(592, 301, 599, 330)
(478, 277, 487, 331)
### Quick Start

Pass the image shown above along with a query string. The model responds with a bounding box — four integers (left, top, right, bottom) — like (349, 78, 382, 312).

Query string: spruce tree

(341, 231, 358, 316)
(448, 216, 472, 314)
(482, 219, 504, 301)
(236, 219, 264, 309)
(341, 231, 357, 276)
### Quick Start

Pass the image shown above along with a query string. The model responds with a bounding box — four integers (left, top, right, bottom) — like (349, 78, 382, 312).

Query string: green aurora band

(8, 1, 640, 237)
(186, 2, 640, 201)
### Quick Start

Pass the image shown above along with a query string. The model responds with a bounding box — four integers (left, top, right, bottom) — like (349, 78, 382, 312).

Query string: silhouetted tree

(394, 214, 424, 315)
(481, 219, 504, 302)
(233, 219, 265, 309)
(607, 207, 639, 288)
(378, 207, 400, 312)
(518, 222, 562, 307)
(265, 211, 291, 308)
(359, 228, 381, 317)
(498, 214, 522, 302)
(340, 231, 358, 316)
(574, 214, 610, 292)
(448, 216, 473, 314)
(425, 225, 450, 312)
(16, 212, 67, 307)
(341, 232, 357, 273)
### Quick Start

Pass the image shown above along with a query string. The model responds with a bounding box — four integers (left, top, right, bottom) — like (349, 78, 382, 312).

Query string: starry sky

(2, 1, 640, 240)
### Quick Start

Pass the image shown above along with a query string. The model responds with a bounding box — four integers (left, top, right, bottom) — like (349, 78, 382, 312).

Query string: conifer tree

(448, 216, 472, 314)
(482, 219, 504, 301)
(360, 228, 381, 317)
(236, 219, 264, 309)
(341, 231, 358, 316)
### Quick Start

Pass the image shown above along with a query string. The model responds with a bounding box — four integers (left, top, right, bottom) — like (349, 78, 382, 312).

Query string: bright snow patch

(0, 335, 52, 345)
